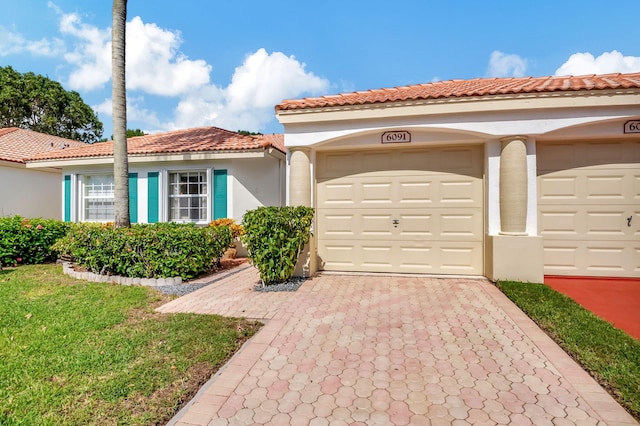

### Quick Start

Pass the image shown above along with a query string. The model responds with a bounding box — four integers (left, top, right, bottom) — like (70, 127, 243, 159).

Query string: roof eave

(25, 148, 272, 168)
(276, 89, 640, 125)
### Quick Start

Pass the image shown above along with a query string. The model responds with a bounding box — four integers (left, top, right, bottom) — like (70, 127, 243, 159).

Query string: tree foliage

(100, 129, 146, 142)
(237, 130, 263, 136)
(0, 66, 103, 143)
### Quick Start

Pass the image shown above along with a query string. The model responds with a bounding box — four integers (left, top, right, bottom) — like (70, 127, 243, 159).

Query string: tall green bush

(241, 206, 314, 285)
(52, 222, 231, 279)
(0, 216, 71, 266)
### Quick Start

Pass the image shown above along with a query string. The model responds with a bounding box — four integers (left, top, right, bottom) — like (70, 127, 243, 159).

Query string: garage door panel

(586, 212, 628, 236)
(319, 208, 482, 241)
(539, 175, 579, 202)
(362, 214, 394, 236)
(539, 205, 634, 240)
(399, 181, 432, 204)
(320, 239, 482, 274)
(398, 214, 433, 237)
(586, 175, 626, 200)
(320, 182, 356, 206)
(539, 170, 636, 205)
(318, 175, 482, 208)
(361, 182, 394, 204)
(538, 140, 639, 277)
(441, 213, 481, 237)
(320, 213, 356, 237)
(543, 241, 639, 275)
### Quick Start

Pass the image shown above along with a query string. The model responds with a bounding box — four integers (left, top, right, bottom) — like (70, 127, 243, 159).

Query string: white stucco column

(499, 136, 528, 235)
(289, 147, 311, 207)
(288, 147, 317, 277)
(486, 136, 544, 283)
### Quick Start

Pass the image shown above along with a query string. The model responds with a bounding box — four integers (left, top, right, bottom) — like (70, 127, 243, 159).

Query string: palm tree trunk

(112, 0, 129, 228)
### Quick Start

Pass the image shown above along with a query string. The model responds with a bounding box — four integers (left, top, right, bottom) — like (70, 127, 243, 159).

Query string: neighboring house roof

(0, 127, 86, 164)
(26, 126, 285, 162)
(276, 72, 640, 111)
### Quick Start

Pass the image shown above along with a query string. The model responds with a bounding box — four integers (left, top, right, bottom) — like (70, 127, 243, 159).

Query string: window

(84, 175, 114, 221)
(168, 171, 207, 222)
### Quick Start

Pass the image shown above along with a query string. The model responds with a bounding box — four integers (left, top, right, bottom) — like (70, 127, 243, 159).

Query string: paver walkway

(157, 267, 637, 425)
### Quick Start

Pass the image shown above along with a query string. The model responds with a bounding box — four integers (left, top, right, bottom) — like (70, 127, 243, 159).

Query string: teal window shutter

(128, 173, 138, 223)
(213, 169, 227, 220)
(147, 172, 159, 223)
(63, 175, 71, 222)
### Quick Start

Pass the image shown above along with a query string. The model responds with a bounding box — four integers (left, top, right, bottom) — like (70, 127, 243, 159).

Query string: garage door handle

(393, 219, 399, 228)
(628, 216, 633, 227)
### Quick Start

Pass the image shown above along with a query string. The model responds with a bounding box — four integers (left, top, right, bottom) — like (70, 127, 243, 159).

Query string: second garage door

(316, 145, 484, 275)
(538, 139, 640, 278)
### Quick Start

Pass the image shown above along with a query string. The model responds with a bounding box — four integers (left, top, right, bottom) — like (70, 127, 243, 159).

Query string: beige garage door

(538, 140, 640, 278)
(316, 145, 484, 275)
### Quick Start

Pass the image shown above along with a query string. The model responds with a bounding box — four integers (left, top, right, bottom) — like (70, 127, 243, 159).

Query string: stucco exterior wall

(60, 155, 285, 224)
(0, 162, 62, 219)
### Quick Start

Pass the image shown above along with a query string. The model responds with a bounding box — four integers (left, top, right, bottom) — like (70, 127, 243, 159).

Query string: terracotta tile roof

(276, 72, 640, 111)
(0, 128, 87, 164)
(258, 133, 284, 153)
(26, 126, 285, 161)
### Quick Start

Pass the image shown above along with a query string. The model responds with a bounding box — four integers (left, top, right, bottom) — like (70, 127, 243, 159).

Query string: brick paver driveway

(158, 265, 637, 425)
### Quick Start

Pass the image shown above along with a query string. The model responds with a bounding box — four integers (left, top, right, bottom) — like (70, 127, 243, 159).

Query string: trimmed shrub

(209, 218, 245, 242)
(52, 222, 232, 279)
(241, 206, 314, 285)
(0, 216, 71, 267)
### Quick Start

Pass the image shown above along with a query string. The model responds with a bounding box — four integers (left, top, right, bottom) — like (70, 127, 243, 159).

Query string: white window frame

(166, 169, 211, 224)
(80, 174, 115, 222)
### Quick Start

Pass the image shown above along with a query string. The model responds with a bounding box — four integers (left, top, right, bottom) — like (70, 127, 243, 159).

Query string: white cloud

(0, 26, 65, 57)
(555, 50, 640, 76)
(59, 12, 112, 91)
(170, 49, 330, 131)
(125, 17, 211, 96)
(487, 51, 528, 78)
(227, 48, 328, 110)
(7, 4, 330, 133)
(93, 96, 162, 132)
(57, 11, 211, 95)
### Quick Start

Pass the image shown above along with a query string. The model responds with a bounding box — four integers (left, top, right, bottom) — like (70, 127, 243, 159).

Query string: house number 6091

(381, 131, 411, 144)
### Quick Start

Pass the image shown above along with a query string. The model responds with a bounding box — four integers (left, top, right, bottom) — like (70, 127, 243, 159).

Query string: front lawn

(0, 264, 261, 425)
(497, 280, 640, 421)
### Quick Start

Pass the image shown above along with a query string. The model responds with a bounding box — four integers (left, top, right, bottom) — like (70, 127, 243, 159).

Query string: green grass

(0, 264, 261, 425)
(497, 280, 640, 420)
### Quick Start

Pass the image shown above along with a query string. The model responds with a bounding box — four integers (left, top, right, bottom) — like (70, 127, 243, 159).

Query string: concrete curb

(61, 261, 182, 287)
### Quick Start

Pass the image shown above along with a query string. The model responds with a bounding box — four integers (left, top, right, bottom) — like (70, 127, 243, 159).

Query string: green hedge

(242, 206, 314, 285)
(0, 216, 71, 267)
(52, 222, 232, 279)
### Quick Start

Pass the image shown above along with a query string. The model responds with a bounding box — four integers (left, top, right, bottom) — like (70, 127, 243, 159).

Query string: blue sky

(1, 1, 639, 139)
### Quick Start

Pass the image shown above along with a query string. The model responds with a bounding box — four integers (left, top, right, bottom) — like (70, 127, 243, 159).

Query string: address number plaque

(381, 131, 411, 144)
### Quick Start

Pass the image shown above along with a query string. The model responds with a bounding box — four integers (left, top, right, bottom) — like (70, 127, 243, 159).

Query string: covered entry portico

(277, 73, 640, 282)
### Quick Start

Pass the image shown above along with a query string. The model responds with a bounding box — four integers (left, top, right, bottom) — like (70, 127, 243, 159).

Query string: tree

(125, 128, 145, 137)
(0, 66, 103, 143)
(99, 129, 146, 142)
(237, 130, 263, 136)
(112, 0, 129, 228)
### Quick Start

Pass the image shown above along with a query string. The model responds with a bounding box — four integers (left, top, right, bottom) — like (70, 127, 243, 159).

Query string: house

(0, 127, 87, 219)
(275, 72, 640, 283)
(25, 126, 285, 225)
